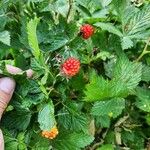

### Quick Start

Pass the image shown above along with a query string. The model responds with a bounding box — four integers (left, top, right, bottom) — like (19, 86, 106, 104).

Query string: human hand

(0, 65, 33, 150)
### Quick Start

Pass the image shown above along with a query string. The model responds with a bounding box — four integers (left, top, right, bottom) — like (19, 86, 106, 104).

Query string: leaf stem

(136, 37, 150, 62)
(67, 0, 73, 23)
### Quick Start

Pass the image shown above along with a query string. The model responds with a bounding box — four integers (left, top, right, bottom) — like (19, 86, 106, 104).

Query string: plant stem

(67, 0, 73, 23)
(136, 37, 150, 62)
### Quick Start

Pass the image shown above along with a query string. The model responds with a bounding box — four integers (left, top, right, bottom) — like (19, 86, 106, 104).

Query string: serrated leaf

(141, 64, 150, 82)
(84, 75, 109, 102)
(27, 17, 41, 60)
(4, 136, 18, 150)
(121, 36, 133, 50)
(76, 0, 101, 14)
(2, 109, 31, 131)
(39, 20, 78, 51)
(123, 6, 150, 39)
(84, 71, 128, 102)
(0, 31, 10, 46)
(94, 22, 123, 37)
(122, 130, 145, 149)
(95, 115, 110, 128)
(101, 0, 112, 7)
(91, 98, 125, 118)
(113, 56, 142, 91)
(135, 87, 150, 112)
(112, 0, 128, 19)
(48, 37, 68, 51)
(92, 9, 109, 19)
(30, 131, 51, 150)
(122, 6, 138, 27)
(52, 132, 94, 150)
(38, 103, 56, 130)
(58, 108, 88, 132)
(55, 0, 69, 17)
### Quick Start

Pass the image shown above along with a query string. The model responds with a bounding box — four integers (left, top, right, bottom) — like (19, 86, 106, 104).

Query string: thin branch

(67, 0, 73, 23)
(136, 37, 150, 62)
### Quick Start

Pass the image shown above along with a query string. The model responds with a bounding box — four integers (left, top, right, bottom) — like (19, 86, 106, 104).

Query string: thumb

(0, 130, 4, 150)
(0, 77, 16, 119)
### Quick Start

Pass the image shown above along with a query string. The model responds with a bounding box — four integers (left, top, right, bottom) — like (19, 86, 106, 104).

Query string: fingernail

(0, 77, 16, 94)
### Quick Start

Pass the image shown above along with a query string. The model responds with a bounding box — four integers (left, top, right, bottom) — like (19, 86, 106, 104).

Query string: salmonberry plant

(0, 0, 150, 149)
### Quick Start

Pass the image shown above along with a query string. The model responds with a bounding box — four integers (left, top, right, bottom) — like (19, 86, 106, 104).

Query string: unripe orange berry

(42, 126, 58, 139)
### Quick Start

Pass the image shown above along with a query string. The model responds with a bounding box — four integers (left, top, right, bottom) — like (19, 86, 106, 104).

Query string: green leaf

(94, 22, 123, 37)
(122, 6, 138, 28)
(38, 103, 56, 130)
(48, 37, 68, 51)
(0, 14, 8, 30)
(101, 0, 112, 7)
(55, 0, 69, 17)
(52, 132, 94, 150)
(84, 71, 128, 102)
(76, 0, 101, 14)
(114, 4, 150, 49)
(121, 36, 133, 50)
(39, 20, 78, 52)
(84, 75, 109, 102)
(2, 109, 31, 131)
(93, 51, 111, 61)
(4, 136, 18, 150)
(135, 87, 150, 112)
(58, 108, 88, 132)
(97, 144, 114, 150)
(112, 0, 128, 19)
(4, 130, 20, 150)
(27, 17, 41, 60)
(29, 0, 45, 2)
(29, 131, 51, 150)
(122, 130, 145, 149)
(141, 64, 150, 82)
(0, 31, 10, 46)
(31, 58, 45, 77)
(91, 98, 125, 118)
(123, 6, 150, 39)
(76, 4, 91, 17)
(95, 115, 110, 128)
(113, 56, 142, 91)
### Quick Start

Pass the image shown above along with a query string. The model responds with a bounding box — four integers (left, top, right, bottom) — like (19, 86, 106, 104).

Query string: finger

(0, 77, 15, 119)
(0, 130, 4, 150)
(6, 65, 33, 78)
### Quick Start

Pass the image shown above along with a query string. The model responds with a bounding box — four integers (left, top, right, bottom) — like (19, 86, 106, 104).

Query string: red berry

(61, 57, 80, 77)
(80, 24, 94, 39)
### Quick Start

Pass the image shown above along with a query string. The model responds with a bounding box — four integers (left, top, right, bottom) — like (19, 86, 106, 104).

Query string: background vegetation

(0, 0, 150, 149)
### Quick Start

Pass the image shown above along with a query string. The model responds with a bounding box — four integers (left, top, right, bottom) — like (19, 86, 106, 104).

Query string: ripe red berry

(80, 24, 94, 39)
(61, 57, 80, 77)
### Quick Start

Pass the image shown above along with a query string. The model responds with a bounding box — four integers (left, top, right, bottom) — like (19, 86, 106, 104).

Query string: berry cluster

(80, 24, 94, 39)
(41, 24, 94, 138)
(61, 57, 80, 77)
(42, 126, 58, 139)
(60, 24, 94, 78)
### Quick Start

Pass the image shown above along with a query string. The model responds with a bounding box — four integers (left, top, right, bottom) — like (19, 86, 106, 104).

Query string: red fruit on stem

(80, 24, 94, 39)
(61, 57, 80, 77)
